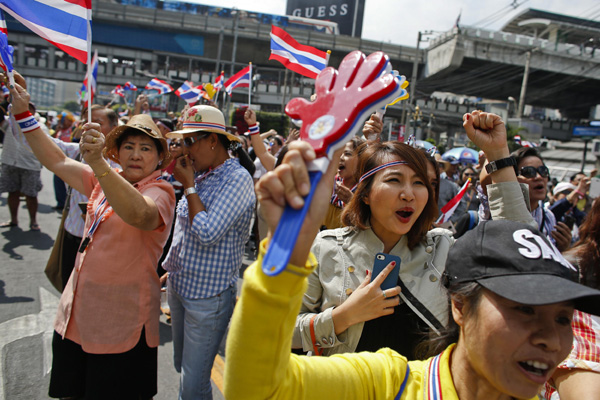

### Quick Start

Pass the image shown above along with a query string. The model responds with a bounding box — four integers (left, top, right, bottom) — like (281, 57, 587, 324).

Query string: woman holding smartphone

(292, 111, 535, 359)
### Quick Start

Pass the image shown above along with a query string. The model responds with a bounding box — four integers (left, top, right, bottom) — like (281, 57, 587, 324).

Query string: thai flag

(0, 29, 13, 76)
(175, 81, 194, 97)
(224, 65, 251, 96)
(0, 9, 7, 34)
(145, 78, 173, 95)
(269, 25, 328, 79)
(124, 81, 137, 91)
(0, 0, 91, 64)
(111, 85, 125, 98)
(178, 85, 210, 105)
(213, 71, 224, 91)
(81, 49, 98, 106)
(436, 178, 471, 224)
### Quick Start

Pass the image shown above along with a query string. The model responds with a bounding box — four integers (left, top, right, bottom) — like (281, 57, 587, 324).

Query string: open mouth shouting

(396, 208, 415, 223)
(517, 359, 553, 384)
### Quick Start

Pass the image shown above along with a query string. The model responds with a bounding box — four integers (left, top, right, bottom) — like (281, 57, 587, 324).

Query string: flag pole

(86, 7, 92, 124)
(248, 62, 252, 107)
(325, 50, 331, 67)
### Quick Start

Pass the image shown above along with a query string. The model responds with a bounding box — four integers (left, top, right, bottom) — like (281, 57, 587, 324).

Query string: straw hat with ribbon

(167, 105, 241, 143)
(103, 114, 172, 167)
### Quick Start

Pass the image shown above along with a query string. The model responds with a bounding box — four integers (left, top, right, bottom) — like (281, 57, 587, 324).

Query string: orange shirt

(54, 168, 175, 354)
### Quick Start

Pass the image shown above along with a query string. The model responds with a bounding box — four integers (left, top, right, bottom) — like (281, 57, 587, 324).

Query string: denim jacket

(292, 181, 535, 355)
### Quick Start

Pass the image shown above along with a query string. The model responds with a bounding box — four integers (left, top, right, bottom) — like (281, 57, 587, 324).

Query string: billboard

(286, 0, 365, 37)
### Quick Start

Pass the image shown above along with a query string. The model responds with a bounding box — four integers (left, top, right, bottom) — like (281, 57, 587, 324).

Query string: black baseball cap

(444, 220, 600, 315)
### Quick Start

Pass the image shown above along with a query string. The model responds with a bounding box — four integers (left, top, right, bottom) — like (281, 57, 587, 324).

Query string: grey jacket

(292, 181, 535, 355)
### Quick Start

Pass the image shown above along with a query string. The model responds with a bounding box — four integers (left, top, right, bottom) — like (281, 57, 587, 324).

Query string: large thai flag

(436, 178, 471, 224)
(224, 65, 251, 96)
(0, 0, 91, 64)
(81, 49, 98, 106)
(0, 29, 13, 76)
(0, 9, 7, 34)
(269, 25, 328, 79)
(213, 71, 224, 91)
(145, 78, 173, 95)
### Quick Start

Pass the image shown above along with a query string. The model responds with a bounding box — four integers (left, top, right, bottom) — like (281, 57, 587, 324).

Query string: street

(0, 164, 234, 400)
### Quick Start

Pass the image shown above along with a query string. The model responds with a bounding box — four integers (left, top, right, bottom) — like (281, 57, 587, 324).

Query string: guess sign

(286, 0, 365, 37)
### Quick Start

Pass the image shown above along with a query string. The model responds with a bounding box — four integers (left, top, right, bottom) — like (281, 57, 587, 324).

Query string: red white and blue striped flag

(81, 49, 98, 106)
(213, 71, 224, 91)
(0, 0, 91, 64)
(269, 25, 328, 79)
(111, 85, 125, 98)
(124, 81, 137, 91)
(175, 80, 194, 97)
(145, 78, 173, 95)
(436, 178, 471, 224)
(0, 28, 13, 77)
(224, 64, 251, 96)
(0, 8, 7, 34)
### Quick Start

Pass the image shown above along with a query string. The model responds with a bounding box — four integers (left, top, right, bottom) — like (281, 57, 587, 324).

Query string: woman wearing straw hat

(162, 105, 255, 399)
(8, 83, 176, 399)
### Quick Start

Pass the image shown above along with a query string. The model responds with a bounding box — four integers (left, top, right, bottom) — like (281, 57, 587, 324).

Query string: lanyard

(78, 196, 113, 253)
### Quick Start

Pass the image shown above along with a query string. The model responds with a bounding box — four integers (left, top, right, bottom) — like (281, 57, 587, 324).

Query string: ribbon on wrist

(248, 123, 259, 135)
(14, 111, 40, 133)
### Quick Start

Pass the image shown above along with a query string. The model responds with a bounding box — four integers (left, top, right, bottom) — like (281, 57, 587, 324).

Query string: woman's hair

(347, 136, 366, 151)
(510, 147, 544, 174)
(572, 199, 600, 289)
(415, 282, 483, 359)
(217, 134, 256, 176)
(420, 149, 440, 205)
(341, 141, 438, 249)
(116, 129, 163, 169)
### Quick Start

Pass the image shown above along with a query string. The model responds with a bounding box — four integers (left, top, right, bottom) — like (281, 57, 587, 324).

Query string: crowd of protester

(0, 67, 599, 400)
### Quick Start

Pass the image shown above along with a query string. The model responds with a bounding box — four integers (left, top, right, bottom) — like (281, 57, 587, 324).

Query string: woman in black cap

(222, 116, 600, 399)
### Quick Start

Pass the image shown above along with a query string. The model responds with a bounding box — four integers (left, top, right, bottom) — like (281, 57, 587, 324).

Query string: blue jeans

(168, 282, 235, 400)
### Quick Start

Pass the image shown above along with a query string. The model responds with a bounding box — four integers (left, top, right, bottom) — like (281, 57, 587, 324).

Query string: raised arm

(9, 83, 88, 194)
(245, 108, 277, 171)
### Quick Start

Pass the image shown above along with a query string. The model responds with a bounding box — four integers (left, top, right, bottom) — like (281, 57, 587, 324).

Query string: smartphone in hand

(372, 253, 401, 291)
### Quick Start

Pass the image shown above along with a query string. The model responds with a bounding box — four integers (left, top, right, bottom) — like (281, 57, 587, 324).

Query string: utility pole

(401, 31, 432, 126)
(517, 50, 531, 119)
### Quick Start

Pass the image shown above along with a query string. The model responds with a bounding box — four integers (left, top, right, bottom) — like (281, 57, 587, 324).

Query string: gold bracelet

(94, 169, 111, 179)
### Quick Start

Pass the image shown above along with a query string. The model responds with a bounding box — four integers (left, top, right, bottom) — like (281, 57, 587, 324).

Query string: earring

(211, 146, 215, 150)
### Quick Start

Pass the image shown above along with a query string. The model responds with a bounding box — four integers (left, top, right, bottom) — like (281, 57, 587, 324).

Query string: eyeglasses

(463, 172, 477, 177)
(183, 133, 209, 148)
(519, 165, 549, 179)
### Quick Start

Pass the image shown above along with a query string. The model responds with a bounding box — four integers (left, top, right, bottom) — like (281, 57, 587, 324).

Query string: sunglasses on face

(183, 133, 209, 148)
(170, 142, 182, 148)
(463, 172, 477, 177)
(519, 165, 549, 179)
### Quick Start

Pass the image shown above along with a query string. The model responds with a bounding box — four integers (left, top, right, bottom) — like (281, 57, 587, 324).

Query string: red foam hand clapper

(285, 51, 399, 159)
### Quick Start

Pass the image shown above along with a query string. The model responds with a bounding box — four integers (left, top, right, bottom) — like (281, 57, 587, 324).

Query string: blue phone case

(372, 253, 401, 291)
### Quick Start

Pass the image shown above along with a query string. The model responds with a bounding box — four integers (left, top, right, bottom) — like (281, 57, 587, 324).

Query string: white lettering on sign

(512, 229, 575, 270)
(291, 3, 350, 18)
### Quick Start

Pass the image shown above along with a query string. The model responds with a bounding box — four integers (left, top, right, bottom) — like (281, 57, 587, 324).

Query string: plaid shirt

(163, 158, 255, 299)
(543, 310, 600, 399)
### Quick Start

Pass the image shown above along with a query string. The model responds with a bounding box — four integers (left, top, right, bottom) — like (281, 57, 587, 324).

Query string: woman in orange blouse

(9, 83, 175, 399)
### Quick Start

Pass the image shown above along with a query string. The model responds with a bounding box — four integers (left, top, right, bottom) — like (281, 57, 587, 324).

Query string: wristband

(184, 187, 197, 196)
(575, 189, 585, 198)
(14, 111, 40, 133)
(248, 123, 259, 136)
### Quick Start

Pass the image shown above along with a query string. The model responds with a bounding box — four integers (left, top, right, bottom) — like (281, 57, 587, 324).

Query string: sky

(183, 0, 600, 47)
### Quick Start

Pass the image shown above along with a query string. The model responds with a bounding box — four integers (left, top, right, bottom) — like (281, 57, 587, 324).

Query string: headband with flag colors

(436, 178, 471, 224)
(0, 8, 7, 34)
(269, 25, 328, 79)
(224, 65, 251, 96)
(213, 71, 224, 90)
(80, 49, 98, 107)
(145, 78, 173, 95)
(0, 0, 91, 64)
(124, 81, 137, 91)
